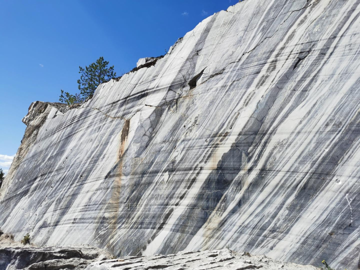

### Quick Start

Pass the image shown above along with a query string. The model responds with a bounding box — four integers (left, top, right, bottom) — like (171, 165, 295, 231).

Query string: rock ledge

(0, 246, 107, 270)
(87, 249, 320, 270)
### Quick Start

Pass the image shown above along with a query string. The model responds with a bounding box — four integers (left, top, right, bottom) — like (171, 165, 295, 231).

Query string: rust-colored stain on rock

(106, 119, 130, 251)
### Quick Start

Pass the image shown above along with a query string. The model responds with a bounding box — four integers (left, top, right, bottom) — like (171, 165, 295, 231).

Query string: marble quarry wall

(1, 0, 360, 269)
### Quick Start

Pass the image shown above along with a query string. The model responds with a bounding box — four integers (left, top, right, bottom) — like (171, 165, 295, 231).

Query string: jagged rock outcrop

(1, 0, 360, 269)
(136, 57, 161, 68)
(0, 102, 68, 198)
(0, 247, 105, 270)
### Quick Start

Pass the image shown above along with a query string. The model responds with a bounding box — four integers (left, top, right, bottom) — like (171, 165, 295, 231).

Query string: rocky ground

(0, 246, 109, 270)
(0, 231, 322, 270)
(0, 231, 109, 270)
(0, 233, 16, 249)
(0, 247, 321, 270)
(0, 234, 321, 270)
(87, 249, 320, 270)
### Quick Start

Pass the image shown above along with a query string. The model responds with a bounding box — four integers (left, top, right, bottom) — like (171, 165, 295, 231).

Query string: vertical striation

(1, 0, 360, 269)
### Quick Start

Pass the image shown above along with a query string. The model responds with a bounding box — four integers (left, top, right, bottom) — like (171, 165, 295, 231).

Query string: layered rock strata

(87, 249, 319, 270)
(1, 0, 360, 269)
(0, 102, 68, 198)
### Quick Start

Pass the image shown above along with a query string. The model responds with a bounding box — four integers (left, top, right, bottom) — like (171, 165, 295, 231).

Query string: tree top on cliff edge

(77, 57, 117, 99)
(59, 57, 117, 105)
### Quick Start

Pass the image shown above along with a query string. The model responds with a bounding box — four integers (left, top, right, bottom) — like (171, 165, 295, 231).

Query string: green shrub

(59, 90, 82, 106)
(21, 233, 30, 245)
(322, 260, 335, 270)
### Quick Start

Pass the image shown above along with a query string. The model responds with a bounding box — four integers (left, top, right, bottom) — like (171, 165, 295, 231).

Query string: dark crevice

(293, 50, 311, 69)
(112, 55, 165, 83)
(200, 68, 226, 85)
(145, 265, 170, 269)
(188, 69, 206, 89)
(129, 55, 165, 73)
(208, 69, 225, 80)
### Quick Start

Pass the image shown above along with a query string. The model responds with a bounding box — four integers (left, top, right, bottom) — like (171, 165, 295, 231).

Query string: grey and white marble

(87, 249, 319, 270)
(1, 0, 360, 269)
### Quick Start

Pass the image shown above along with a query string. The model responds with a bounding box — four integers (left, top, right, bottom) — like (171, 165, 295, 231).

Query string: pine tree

(77, 57, 117, 99)
(59, 90, 82, 106)
(59, 57, 116, 105)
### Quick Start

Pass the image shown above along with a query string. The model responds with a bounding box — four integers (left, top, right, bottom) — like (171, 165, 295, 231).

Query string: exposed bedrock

(0, 247, 105, 270)
(1, 0, 360, 269)
(87, 249, 319, 270)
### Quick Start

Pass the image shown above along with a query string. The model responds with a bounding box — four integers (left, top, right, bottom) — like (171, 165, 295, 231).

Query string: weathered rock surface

(1, 0, 360, 269)
(0, 246, 105, 270)
(0, 102, 68, 198)
(87, 249, 319, 270)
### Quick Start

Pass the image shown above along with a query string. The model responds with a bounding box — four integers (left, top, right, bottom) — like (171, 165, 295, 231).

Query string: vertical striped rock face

(1, 0, 359, 269)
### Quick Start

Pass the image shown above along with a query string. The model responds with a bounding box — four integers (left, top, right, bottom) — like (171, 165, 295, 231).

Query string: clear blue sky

(0, 0, 238, 172)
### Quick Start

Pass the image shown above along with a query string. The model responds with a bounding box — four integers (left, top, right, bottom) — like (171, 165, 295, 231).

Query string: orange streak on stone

(106, 119, 130, 253)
